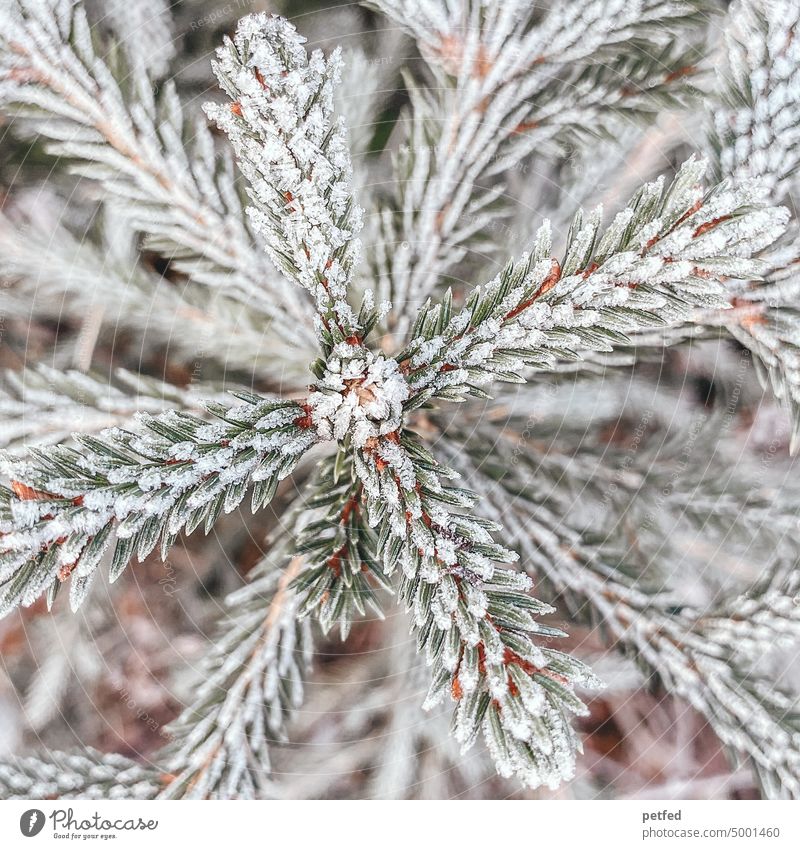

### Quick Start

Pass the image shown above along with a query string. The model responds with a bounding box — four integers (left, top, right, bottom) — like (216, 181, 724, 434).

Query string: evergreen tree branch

(1, 4, 797, 799)
(204, 13, 371, 344)
(0, 394, 317, 615)
(708, 0, 800, 196)
(159, 551, 312, 799)
(0, 365, 225, 451)
(0, 0, 314, 345)
(700, 1, 800, 449)
(0, 464, 379, 801)
(442, 436, 800, 798)
(292, 451, 390, 640)
(367, 0, 708, 338)
(0, 749, 160, 800)
(351, 428, 601, 789)
(0, 202, 313, 380)
(400, 158, 787, 405)
(723, 298, 800, 451)
(493, 41, 702, 157)
(160, 454, 391, 797)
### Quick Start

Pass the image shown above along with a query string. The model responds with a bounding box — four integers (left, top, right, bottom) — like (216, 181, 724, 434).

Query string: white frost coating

(0, 2, 311, 346)
(368, 0, 708, 337)
(205, 14, 363, 333)
(403, 158, 788, 404)
(0, 750, 160, 800)
(1, 1, 797, 801)
(712, 0, 800, 194)
(350, 413, 598, 789)
(0, 397, 316, 613)
(159, 559, 312, 800)
(704, 1, 800, 454)
(309, 343, 409, 447)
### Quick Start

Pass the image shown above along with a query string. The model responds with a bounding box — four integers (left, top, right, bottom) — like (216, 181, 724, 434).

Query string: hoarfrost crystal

(309, 344, 409, 447)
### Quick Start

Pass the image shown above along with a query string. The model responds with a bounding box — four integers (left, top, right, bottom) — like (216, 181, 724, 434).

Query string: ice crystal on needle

(308, 343, 409, 447)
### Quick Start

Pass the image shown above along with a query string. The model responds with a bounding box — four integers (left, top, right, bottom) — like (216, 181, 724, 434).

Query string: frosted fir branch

(0, 366, 227, 451)
(368, 611, 490, 799)
(204, 13, 367, 342)
(399, 157, 788, 404)
(368, 0, 704, 71)
(699, 256, 800, 457)
(0, 0, 313, 345)
(550, 545, 800, 799)
(367, 0, 707, 337)
(0, 201, 313, 379)
(445, 443, 800, 798)
(7, 475, 342, 801)
(708, 0, 800, 197)
(160, 453, 391, 797)
(509, 42, 701, 155)
(723, 304, 800, 451)
(0, 750, 160, 800)
(292, 451, 390, 639)
(351, 429, 601, 789)
(439, 389, 800, 580)
(159, 552, 313, 800)
(0, 395, 317, 616)
(1, 3, 796, 800)
(709, 259, 800, 460)
(702, 5, 800, 448)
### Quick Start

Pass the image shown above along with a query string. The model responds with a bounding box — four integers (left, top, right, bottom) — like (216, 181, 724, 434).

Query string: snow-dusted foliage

(204, 15, 365, 338)
(354, 429, 601, 788)
(0, 0, 799, 802)
(0, 366, 215, 451)
(368, 0, 706, 337)
(702, 0, 800, 448)
(709, 0, 800, 194)
(0, 396, 316, 613)
(160, 550, 313, 799)
(309, 343, 408, 447)
(0, 0, 314, 353)
(0, 750, 160, 800)
(401, 158, 788, 405)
